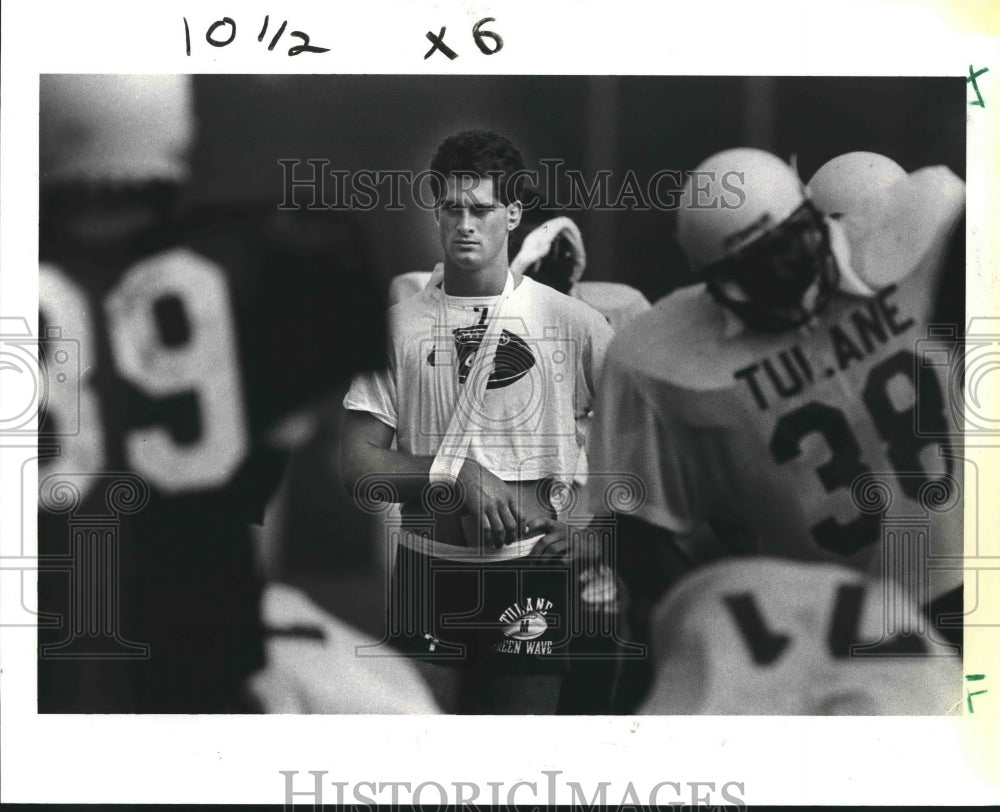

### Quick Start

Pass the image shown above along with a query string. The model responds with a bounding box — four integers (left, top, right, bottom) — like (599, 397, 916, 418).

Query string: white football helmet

(638, 558, 960, 715)
(676, 148, 839, 332)
(40, 74, 195, 185)
(808, 152, 907, 218)
(510, 215, 587, 293)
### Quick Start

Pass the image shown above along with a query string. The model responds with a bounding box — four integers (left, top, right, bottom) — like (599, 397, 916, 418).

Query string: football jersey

(249, 583, 441, 714)
(589, 170, 965, 596)
(638, 558, 960, 715)
(37, 202, 384, 712)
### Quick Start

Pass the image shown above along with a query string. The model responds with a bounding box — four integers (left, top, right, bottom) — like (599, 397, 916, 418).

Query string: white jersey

(346, 274, 613, 482)
(587, 167, 964, 595)
(638, 558, 960, 715)
(249, 583, 441, 714)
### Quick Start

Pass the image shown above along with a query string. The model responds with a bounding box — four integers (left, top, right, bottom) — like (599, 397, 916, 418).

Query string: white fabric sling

(428, 270, 515, 485)
(401, 270, 543, 560)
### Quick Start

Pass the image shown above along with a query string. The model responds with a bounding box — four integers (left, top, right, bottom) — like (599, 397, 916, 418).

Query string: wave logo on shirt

(427, 325, 535, 389)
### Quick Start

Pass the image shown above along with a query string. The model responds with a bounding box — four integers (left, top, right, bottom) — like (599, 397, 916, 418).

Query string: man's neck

(442, 260, 509, 297)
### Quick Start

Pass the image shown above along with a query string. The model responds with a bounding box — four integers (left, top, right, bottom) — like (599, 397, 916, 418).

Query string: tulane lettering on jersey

(589, 193, 963, 585)
(720, 260, 955, 563)
(732, 285, 916, 411)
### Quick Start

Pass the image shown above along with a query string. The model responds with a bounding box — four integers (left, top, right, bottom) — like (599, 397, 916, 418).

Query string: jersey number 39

(39, 249, 249, 505)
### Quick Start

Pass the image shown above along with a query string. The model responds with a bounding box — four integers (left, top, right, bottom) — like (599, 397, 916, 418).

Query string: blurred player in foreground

(639, 558, 960, 715)
(585, 146, 965, 711)
(342, 130, 614, 713)
(248, 583, 439, 713)
(36, 74, 429, 713)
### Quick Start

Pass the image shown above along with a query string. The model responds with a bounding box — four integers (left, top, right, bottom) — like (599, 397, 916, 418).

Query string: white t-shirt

(346, 274, 613, 482)
(388, 268, 651, 334)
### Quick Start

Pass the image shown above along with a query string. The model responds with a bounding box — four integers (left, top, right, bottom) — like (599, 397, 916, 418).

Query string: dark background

(182, 75, 965, 632)
(188, 75, 965, 304)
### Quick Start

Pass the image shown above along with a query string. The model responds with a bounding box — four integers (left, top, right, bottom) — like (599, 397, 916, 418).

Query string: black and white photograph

(2, 1, 998, 808)
(32, 72, 969, 716)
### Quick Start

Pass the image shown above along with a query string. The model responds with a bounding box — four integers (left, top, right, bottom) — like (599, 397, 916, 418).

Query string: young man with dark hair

(342, 129, 614, 713)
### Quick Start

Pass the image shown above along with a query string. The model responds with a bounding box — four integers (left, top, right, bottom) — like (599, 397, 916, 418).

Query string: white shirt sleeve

(343, 365, 397, 429)
(585, 352, 701, 535)
(577, 305, 615, 416)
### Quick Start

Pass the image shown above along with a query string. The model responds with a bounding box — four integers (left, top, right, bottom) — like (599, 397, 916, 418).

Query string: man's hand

(457, 459, 523, 548)
(525, 518, 608, 563)
(526, 517, 569, 562)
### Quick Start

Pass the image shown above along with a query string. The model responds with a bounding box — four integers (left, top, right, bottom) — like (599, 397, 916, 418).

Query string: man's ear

(506, 201, 523, 231)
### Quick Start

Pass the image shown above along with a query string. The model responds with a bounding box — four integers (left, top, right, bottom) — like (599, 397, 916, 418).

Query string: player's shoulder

(573, 281, 652, 330)
(844, 165, 965, 292)
(385, 280, 440, 337)
(575, 280, 650, 307)
(388, 271, 434, 306)
(520, 276, 612, 331)
(899, 165, 965, 277)
(389, 280, 438, 314)
(608, 283, 741, 389)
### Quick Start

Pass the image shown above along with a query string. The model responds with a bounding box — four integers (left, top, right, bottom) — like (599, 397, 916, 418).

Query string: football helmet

(808, 151, 906, 218)
(677, 148, 839, 333)
(40, 74, 195, 185)
(511, 216, 586, 294)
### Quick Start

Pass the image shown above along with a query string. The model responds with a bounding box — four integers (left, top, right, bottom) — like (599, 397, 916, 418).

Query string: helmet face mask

(703, 201, 840, 332)
(530, 233, 578, 294)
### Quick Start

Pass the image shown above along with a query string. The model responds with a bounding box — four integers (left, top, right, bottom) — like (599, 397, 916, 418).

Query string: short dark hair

(429, 129, 527, 206)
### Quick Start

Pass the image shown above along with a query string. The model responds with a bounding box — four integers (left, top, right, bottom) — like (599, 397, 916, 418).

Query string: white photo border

(1, 0, 998, 805)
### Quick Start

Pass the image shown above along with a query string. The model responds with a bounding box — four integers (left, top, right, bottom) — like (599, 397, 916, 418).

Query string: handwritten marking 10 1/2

(183, 16, 330, 57)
